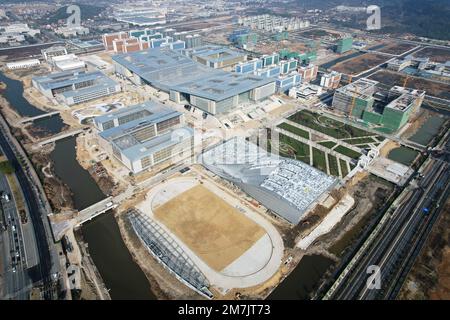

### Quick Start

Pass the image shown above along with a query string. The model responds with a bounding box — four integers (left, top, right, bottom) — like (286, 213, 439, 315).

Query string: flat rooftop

(112, 47, 274, 101)
(33, 70, 116, 91)
(184, 45, 246, 63)
(336, 78, 378, 98)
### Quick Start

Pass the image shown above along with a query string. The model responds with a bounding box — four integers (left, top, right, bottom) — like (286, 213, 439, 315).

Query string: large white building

(6, 59, 40, 70)
(95, 101, 193, 174)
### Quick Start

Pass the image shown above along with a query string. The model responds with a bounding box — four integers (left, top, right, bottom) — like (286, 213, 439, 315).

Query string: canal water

(387, 147, 419, 166)
(0, 71, 65, 135)
(408, 115, 446, 146)
(267, 254, 334, 300)
(49, 136, 156, 299)
(0, 70, 156, 299)
(82, 213, 157, 300)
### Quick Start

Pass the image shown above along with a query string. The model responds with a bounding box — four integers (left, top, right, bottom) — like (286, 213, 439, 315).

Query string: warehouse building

(32, 70, 121, 106)
(42, 46, 68, 61)
(50, 54, 86, 72)
(95, 101, 193, 174)
(112, 47, 276, 115)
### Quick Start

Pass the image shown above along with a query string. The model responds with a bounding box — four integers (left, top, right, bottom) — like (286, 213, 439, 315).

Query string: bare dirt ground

(331, 53, 389, 75)
(399, 199, 450, 300)
(154, 184, 266, 271)
(414, 47, 450, 63)
(375, 42, 417, 55)
(369, 70, 450, 100)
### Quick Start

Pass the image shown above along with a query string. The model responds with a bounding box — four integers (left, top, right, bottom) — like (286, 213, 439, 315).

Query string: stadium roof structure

(200, 137, 337, 224)
(183, 45, 247, 64)
(112, 47, 274, 101)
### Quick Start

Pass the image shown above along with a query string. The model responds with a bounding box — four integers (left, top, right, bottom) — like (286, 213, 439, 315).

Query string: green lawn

(277, 122, 310, 139)
(278, 134, 310, 161)
(318, 141, 337, 149)
(327, 154, 340, 176)
(334, 145, 361, 159)
(340, 159, 349, 177)
(288, 110, 373, 139)
(343, 137, 376, 145)
(312, 148, 327, 173)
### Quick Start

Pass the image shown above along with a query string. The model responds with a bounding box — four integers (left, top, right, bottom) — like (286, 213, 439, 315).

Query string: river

(267, 255, 334, 300)
(0, 71, 66, 135)
(0, 70, 156, 300)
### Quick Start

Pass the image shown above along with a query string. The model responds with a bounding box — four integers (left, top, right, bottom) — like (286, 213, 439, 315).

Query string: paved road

(0, 172, 31, 299)
(0, 122, 58, 299)
(326, 156, 449, 299)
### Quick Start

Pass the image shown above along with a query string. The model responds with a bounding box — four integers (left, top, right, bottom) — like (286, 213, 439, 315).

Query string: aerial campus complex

(0, 0, 449, 305)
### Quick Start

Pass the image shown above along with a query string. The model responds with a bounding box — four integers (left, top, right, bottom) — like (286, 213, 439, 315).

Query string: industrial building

(95, 101, 193, 174)
(332, 79, 425, 131)
(335, 37, 353, 54)
(320, 71, 342, 89)
(32, 70, 121, 106)
(112, 47, 276, 115)
(6, 59, 40, 70)
(182, 45, 247, 69)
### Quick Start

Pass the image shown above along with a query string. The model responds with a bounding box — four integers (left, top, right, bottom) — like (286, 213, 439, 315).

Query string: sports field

(154, 184, 266, 271)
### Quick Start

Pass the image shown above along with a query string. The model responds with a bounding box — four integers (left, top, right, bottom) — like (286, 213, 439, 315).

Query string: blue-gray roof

(112, 47, 274, 101)
(184, 45, 246, 64)
(119, 127, 193, 162)
(33, 70, 116, 91)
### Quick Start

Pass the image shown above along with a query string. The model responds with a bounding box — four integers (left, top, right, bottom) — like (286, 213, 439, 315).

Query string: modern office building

(276, 72, 302, 93)
(112, 47, 275, 115)
(182, 45, 247, 69)
(320, 71, 342, 89)
(298, 64, 319, 83)
(95, 102, 193, 174)
(332, 79, 424, 131)
(332, 78, 378, 116)
(32, 70, 121, 106)
(336, 37, 353, 54)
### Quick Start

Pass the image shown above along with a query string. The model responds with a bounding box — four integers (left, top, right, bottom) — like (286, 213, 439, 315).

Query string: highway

(324, 152, 449, 299)
(0, 172, 31, 299)
(0, 118, 59, 299)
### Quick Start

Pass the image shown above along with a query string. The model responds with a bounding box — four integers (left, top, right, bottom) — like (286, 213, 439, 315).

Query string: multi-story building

(182, 45, 247, 70)
(6, 59, 40, 70)
(336, 37, 353, 54)
(298, 64, 318, 83)
(276, 72, 302, 93)
(320, 71, 342, 89)
(41, 46, 68, 61)
(332, 78, 377, 116)
(332, 79, 425, 131)
(32, 70, 121, 106)
(112, 47, 275, 115)
(95, 102, 193, 174)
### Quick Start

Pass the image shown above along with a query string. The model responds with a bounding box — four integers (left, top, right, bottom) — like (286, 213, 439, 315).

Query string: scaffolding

(127, 209, 213, 299)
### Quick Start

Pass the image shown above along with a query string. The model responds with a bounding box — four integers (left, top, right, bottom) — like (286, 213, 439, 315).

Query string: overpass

(18, 111, 61, 124)
(75, 197, 117, 226)
(32, 128, 85, 149)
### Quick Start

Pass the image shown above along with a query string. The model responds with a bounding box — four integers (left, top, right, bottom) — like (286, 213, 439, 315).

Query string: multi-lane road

(0, 117, 60, 299)
(324, 136, 450, 299)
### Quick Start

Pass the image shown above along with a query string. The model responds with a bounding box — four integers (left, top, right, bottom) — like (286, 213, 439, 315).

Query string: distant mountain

(293, 0, 450, 40)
